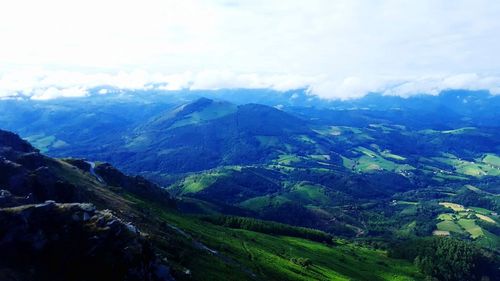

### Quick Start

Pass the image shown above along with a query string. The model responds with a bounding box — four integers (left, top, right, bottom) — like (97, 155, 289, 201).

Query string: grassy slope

(126, 194, 423, 281)
(285, 182, 331, 205)
(482, 154, 500, 166)
(436, 221, 464, 234)
(457, 219, 483, 239)
(39, 157, 249, 280)
(169, 102, 237, 129)
(176, 172, 223, 194)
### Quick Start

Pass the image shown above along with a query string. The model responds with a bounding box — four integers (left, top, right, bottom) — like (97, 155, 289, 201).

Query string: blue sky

(1, 0, 499, 99)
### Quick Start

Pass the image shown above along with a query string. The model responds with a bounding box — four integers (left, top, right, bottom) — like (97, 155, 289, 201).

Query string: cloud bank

(1, 70, 499, 100)
(1, 0, 499, 99)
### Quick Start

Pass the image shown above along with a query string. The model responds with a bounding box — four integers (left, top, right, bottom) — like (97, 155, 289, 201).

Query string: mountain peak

(193, 96, 214, 104)
(173, 97, 215, 116)
(137, 98, 237, 134)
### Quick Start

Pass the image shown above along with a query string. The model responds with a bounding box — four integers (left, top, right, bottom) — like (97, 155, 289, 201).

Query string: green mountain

(91, 98, 318, 173)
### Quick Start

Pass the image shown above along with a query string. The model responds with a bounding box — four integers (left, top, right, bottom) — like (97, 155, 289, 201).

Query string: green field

(437, 213, 455, 221)
(285, 182, 331, 205)
(457, 219, 483, 239)
(173, 171, 225, 194)
(276, 154, 302, 165)
(127, 195, 424, 281)
(25, 134, 68, 152)
(380, 150, 406, 161)
(432, 153, 500, 177)
(436, 221, 464, 234)
(481, 153, 500, 166)
(342, 147, 414, 174)
(439, 202, 465, 212)
(435, 202, 499, 243)
(470, 207, 495, 216)
(476, 214, 496, 223)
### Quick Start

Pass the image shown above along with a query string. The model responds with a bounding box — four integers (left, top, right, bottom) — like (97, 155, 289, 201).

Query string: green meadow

(127, 194, 424, 281)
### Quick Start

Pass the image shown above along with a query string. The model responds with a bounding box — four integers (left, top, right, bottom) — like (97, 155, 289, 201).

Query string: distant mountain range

(0, 91, 500, 239)
(2, 90, 499, 172)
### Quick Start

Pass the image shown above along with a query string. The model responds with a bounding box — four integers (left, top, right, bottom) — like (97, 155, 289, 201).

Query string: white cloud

(0, 70, 499, 100)
(0, 0, 499, 99)
(31, 87, 88, 100)
(382, 74, 500, 97)
(0, 69, 316, 99)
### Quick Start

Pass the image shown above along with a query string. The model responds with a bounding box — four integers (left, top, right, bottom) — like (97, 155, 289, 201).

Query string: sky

(1, 0, 500, 99)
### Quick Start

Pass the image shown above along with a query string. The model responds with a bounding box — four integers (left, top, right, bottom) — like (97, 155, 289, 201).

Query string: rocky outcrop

(0, 130, 36, 154)
(0, 202, 174, 281)
(60, 158, 91, 172)
(0, 189, 32, 207)
(0, 155, 81, 205)
(0, 190, 12, 205)
(0, 130, 70, 204)
(94, 163, 176, 207)
(0, 129, 177, 280)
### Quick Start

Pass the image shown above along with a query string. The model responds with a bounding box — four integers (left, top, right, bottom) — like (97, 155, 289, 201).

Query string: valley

(1, 89, 499, 280)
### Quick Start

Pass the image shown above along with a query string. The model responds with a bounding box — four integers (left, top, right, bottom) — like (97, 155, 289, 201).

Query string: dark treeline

(389, 237, 499, 281)
(201, 215, 334, 244)
(451, 190, 500, 212)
